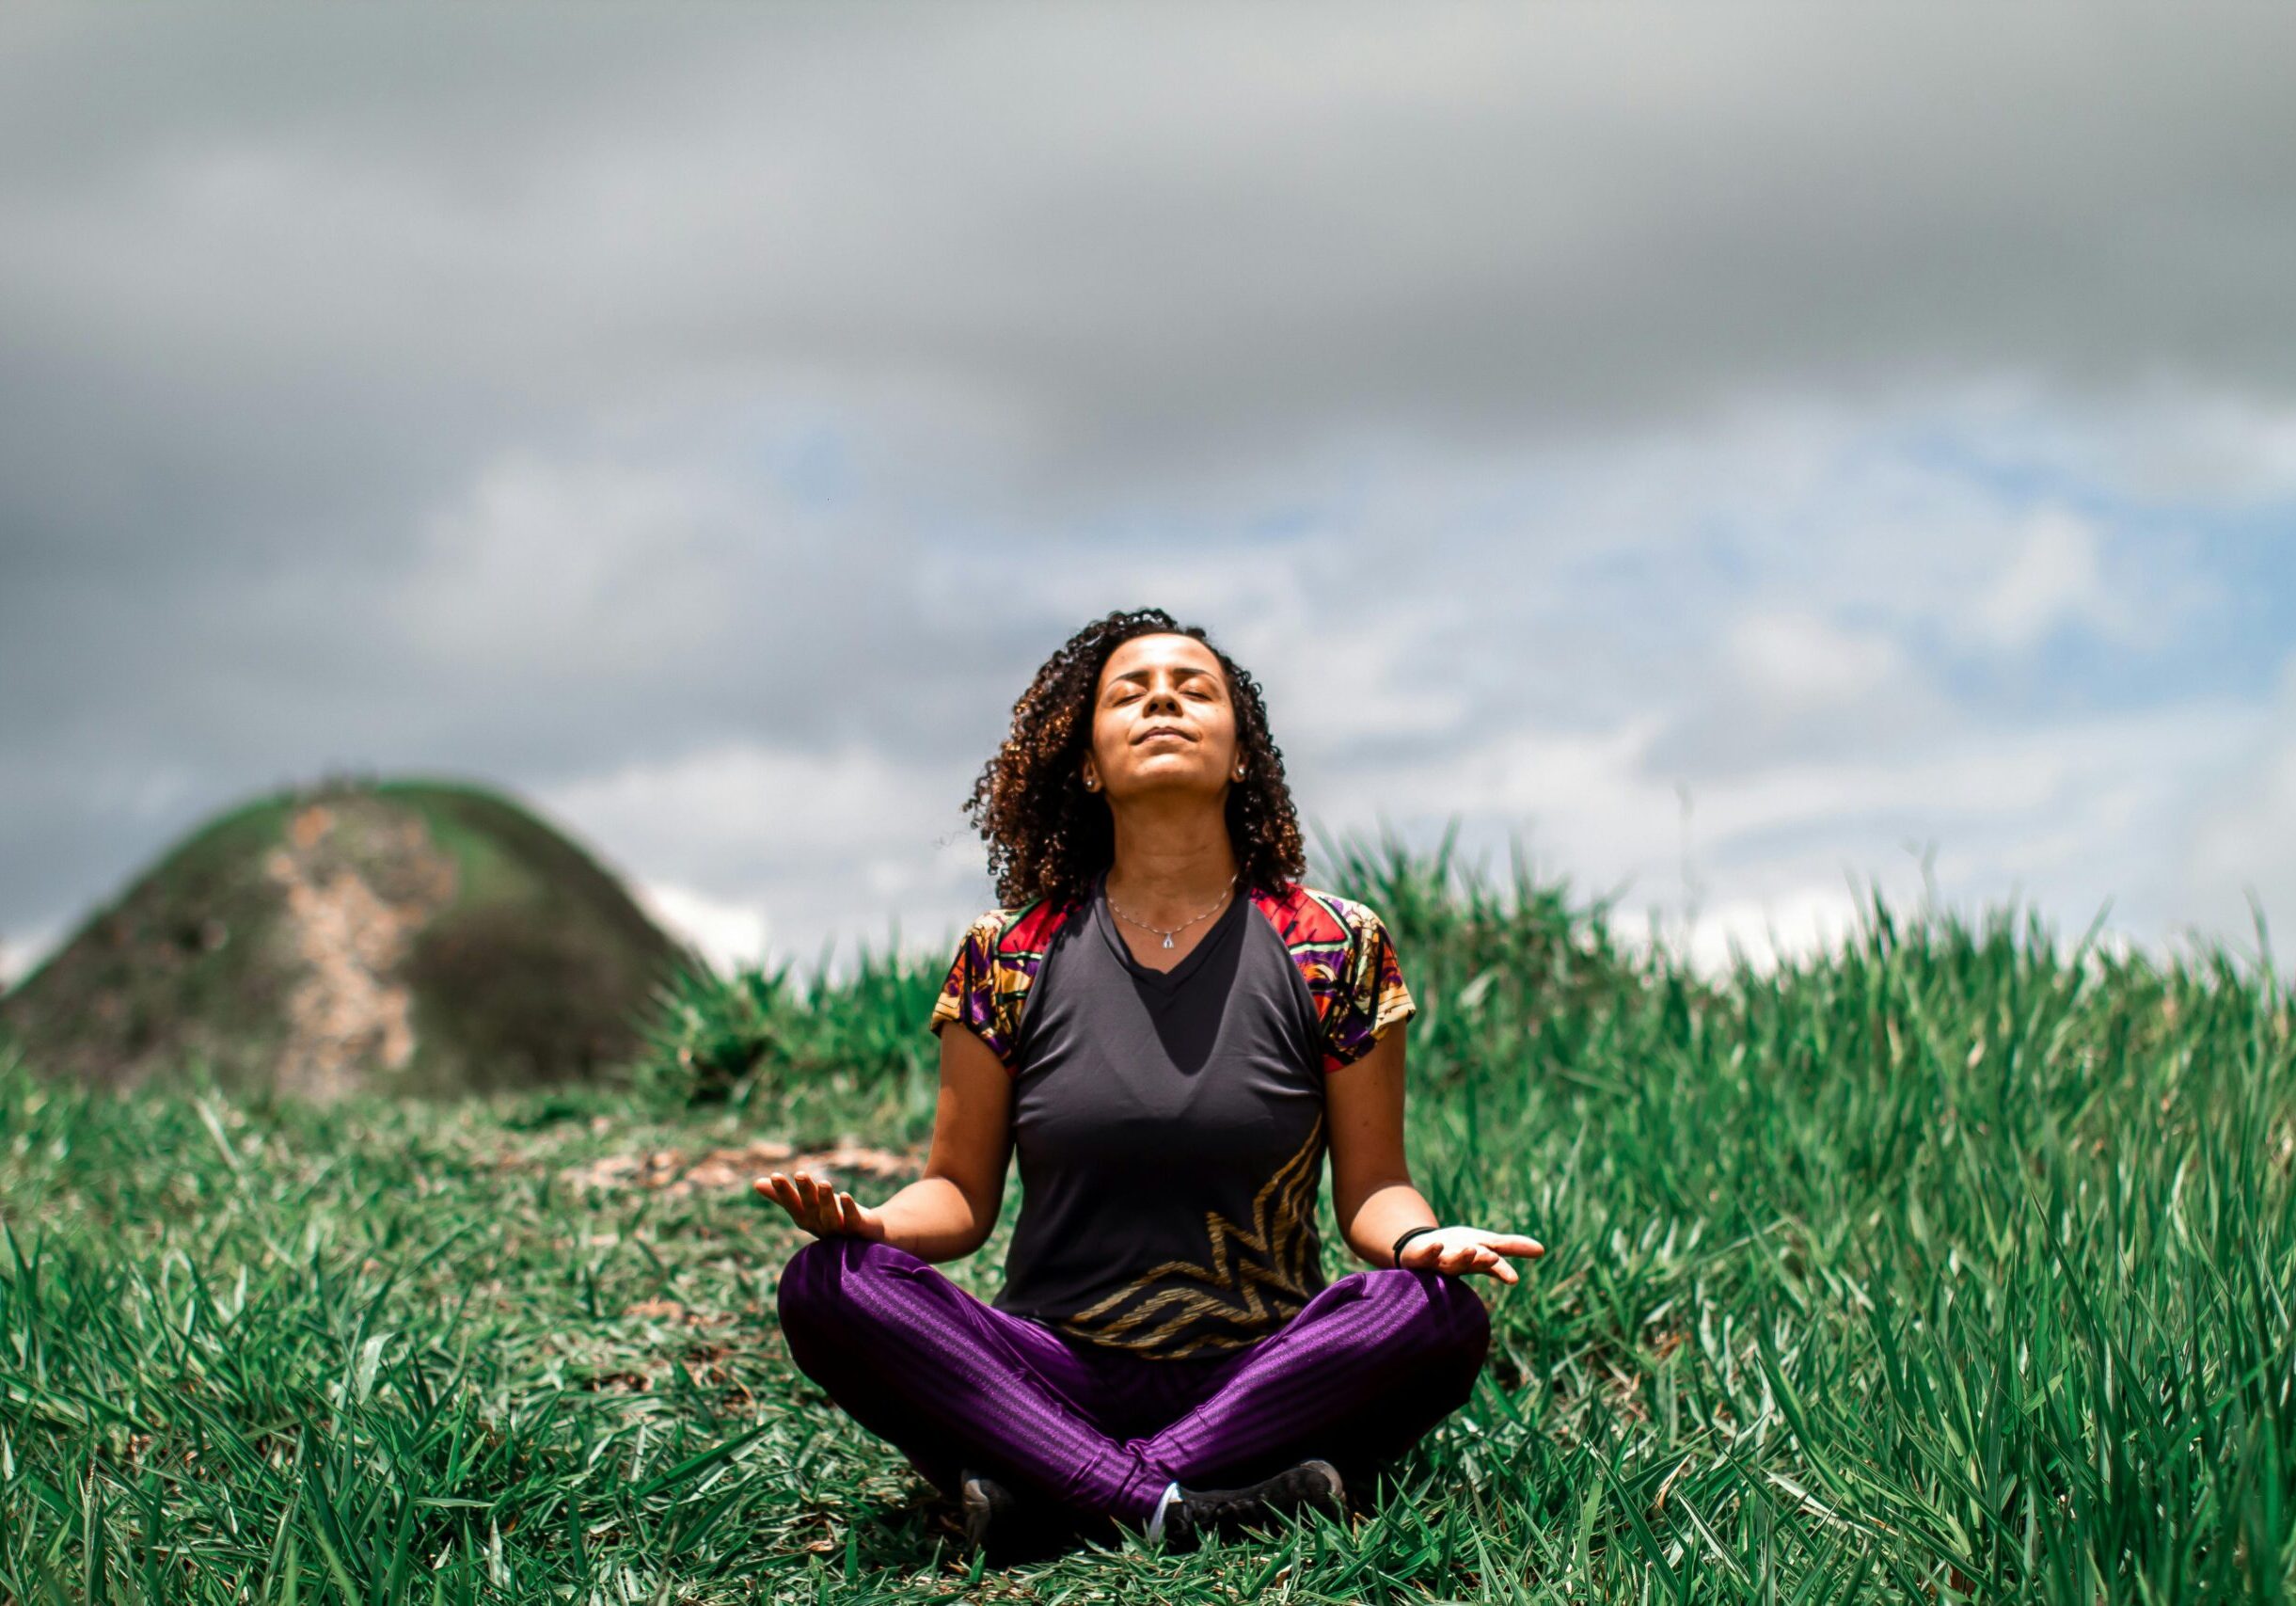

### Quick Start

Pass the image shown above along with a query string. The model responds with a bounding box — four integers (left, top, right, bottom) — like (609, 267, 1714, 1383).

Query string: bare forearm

(869, 1175, 993, 1262)
(1340, 1180, 1438, 1269)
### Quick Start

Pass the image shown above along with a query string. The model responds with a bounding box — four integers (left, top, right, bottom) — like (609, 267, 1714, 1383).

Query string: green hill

(0, 777, 689, 1097)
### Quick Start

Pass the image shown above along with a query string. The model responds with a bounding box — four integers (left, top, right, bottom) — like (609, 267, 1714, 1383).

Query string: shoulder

(950, 893, 1083, 961)
(1247, 881, 1398, 956)
(929, 894, 1085, 1065)
(1249, 882, 1415, 1069)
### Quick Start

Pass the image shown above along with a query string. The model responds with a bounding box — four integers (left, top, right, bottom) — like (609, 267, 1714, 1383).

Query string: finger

(806, 1182, 838, 1233)
(782, 1174, 826, 1232)
(836, 1191, 863, 1233)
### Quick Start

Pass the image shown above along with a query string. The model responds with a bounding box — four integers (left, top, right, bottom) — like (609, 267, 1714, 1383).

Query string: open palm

(1399, 1226, 1544, 1282)
(754, 1168, 887, 1241)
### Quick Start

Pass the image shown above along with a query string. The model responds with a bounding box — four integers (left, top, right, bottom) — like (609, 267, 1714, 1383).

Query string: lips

(1135, 725, 1192, 743)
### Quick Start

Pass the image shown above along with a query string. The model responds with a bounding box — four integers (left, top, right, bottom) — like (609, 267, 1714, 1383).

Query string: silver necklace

(1105, 871, 1239, 949)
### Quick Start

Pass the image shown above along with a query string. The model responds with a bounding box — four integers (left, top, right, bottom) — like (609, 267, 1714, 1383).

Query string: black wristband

(1392, 1225, 1440, 1268)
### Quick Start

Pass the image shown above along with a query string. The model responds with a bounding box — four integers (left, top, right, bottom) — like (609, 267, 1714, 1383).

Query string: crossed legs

(775, 1235, 1490, 1533)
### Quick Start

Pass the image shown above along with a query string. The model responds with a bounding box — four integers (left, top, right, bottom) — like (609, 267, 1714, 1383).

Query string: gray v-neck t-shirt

(990, 868, 1335, 1360)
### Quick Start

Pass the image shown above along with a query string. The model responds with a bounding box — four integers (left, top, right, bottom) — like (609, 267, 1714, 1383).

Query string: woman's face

(1082, 633, 1243, 803)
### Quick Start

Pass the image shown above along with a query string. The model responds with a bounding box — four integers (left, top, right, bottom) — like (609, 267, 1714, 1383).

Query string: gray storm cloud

(3, 4, 2293, 969)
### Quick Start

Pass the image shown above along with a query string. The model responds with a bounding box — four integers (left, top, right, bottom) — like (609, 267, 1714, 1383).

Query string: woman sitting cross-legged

(756, 607, 1543, 1565)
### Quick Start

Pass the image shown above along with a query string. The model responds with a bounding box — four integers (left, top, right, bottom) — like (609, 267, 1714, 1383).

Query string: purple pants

(775, 1235, 1491, 1531)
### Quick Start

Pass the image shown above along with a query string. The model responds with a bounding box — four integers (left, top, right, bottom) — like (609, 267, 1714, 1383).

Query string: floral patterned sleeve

(1321, 903, 1417, 1072)
(927, 911, 1011, 1063)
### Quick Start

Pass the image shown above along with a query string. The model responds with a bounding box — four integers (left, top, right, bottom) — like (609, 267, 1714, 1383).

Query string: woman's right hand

(753, 1168, 889, 1241)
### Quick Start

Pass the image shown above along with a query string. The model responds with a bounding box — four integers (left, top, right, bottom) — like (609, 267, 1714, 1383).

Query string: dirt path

(263, 802, 457, 1099)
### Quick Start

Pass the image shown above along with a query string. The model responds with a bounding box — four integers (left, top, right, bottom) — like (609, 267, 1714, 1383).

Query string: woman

(757, 608, 1542, 1563)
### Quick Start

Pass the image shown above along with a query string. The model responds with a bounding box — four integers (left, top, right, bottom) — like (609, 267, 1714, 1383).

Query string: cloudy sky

(5, 7, 2296, 988)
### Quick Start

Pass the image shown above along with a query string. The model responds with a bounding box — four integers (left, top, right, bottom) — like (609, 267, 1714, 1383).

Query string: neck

(1101, 802, 1240, 920)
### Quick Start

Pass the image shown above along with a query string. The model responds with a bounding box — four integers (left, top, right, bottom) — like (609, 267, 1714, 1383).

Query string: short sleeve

(1321, 903, 1417, 1072)
(927, 912, 1015, 1067)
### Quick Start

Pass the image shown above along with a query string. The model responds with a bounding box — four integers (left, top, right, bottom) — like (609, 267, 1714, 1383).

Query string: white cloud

(0, 922, 61, 992)
(391, 453, 752, 674)
(1950, 504, 2206, 658)
(1722, 611, 1908, 714)
(1966, 509, 2107, 652)
(544, 740, 960, 867)
(2174, 652, 2296, 967)
(635, 881, 770, 976)
(542, 739, 994, 977)
(1676, 882, 1871, 979)
(1322, 695, 2256, 965)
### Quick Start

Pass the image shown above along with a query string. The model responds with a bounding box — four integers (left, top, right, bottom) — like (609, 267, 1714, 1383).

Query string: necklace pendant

(1162, 933, 1176, 948)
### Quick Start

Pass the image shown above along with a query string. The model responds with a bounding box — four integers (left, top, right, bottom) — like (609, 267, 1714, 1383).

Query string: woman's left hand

(1398, 1226, 1544, 1282)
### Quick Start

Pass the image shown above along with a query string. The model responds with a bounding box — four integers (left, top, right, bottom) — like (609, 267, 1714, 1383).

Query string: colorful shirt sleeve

(1321, 902, 1417, 1072)
(927, 911, 1013, 1065)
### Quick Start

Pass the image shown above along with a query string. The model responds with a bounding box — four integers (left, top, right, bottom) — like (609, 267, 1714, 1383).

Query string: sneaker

(1162, 1458, 1345, 1552)
(959, 1467, 1075, 1566)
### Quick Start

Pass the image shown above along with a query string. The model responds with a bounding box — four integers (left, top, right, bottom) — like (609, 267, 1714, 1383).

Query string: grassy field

(3, 839, 2292, 1603)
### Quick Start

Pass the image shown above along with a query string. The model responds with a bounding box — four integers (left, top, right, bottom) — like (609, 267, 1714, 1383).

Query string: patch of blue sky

(2174, 518, 2296, 673)
(1541, 527, 1748, 610)
(776, 422, 855, 510)
(1892, 419, 2076, 506)
(1924, 516, 2277, 717)
(1758, 408, 2292, 711)
(1242, 503, 1321, 542)
(671, 397, 861, 511)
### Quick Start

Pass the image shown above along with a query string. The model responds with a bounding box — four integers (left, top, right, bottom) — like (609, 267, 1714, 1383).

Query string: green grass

(3, 835, 2292, 1603)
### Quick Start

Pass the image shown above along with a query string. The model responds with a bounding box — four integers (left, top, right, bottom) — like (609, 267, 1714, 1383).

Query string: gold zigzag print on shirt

(1053, 1111, 1327, 1359)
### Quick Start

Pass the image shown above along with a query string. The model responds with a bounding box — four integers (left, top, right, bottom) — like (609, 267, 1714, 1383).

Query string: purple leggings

(776, 1235, 1491, 1531)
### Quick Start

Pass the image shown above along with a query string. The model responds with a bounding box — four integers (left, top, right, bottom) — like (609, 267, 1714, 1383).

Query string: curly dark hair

(963, 608, 1307, 913)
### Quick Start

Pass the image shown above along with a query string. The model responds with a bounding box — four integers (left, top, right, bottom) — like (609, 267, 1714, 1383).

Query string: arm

(1325, 1021, 1435, 1266)
(1325, 1020, 1543, 1281)
(754, 1020, 1013, 1263)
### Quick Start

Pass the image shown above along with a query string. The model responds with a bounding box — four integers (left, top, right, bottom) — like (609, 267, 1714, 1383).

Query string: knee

(1353, 1266, 1492, 1370)
(775, 1234, 921, 1338)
